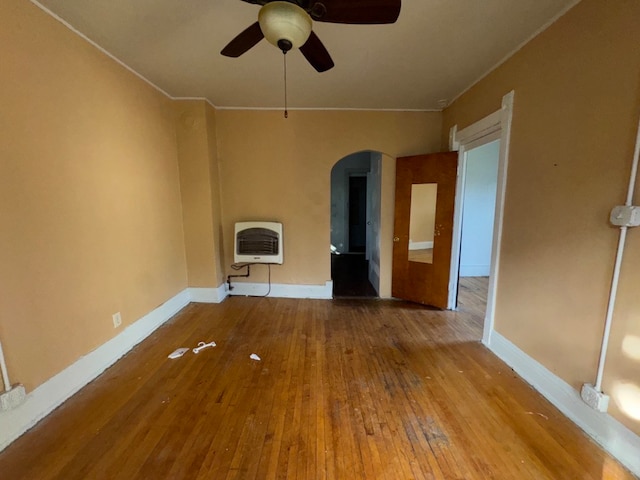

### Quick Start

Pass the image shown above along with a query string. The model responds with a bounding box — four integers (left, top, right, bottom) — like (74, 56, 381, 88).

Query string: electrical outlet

(112, 312, 122, 329)
(581, 383, 609, 412)
(0, 384, 26, 411)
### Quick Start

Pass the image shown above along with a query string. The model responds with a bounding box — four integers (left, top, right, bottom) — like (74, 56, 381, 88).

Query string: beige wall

(0, 1, 442, 395)
(215, 110, 442, 287)
(6, 0, 638, 444)
(174, 100, 224, 287)
(0, 0, 187, 391)
(443, 0, 640, 434)
(205, 103, 226, 287)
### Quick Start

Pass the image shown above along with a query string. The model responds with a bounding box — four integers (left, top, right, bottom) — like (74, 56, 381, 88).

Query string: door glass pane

(408, 183, 437, 264)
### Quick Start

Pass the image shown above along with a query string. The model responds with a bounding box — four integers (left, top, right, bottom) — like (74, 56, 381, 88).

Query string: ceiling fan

(221, 0, 402, 73)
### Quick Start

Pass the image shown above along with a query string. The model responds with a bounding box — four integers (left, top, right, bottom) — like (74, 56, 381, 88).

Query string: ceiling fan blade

(300, 31, 334, 72)
(221, 21, 264, 57)
(311, 0, 401, 24)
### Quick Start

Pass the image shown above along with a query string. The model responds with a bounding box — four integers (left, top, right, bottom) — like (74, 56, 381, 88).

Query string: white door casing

(448, 91, 515, 346)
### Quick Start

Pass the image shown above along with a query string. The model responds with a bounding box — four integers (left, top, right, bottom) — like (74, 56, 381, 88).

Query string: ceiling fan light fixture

(258, 1, 312, 52)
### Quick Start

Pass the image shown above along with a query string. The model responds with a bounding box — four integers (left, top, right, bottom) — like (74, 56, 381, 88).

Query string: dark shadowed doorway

(330, 152, 379, 298)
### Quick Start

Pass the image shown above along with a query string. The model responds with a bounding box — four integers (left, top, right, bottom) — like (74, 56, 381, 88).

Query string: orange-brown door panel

(392, 152, 458, 308)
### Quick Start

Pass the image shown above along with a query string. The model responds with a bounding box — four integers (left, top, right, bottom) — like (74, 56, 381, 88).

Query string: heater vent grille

(237, 228, 279, 256)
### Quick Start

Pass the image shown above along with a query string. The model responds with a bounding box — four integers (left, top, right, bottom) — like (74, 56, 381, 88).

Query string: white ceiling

(34, 0, 577, 110)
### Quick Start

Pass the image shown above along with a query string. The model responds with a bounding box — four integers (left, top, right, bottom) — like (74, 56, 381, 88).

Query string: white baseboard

(488, 331, 640, 477)
(187, 283, 228, 303)
(0, 280, 331, 453)
(459, 265, 490, 277)
(0, 289, 191, 452)
(409, 240, 433, 250)
(229, 281, 333, 299)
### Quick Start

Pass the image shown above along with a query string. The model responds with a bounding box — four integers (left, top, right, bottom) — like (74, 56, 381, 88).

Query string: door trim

(448, 91, 515, 346)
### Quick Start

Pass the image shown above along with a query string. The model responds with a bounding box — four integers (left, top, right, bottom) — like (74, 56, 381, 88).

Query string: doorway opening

(456, 140, 500, 326)
(448, 90, 514, 345)
(330, 151, 380, 298)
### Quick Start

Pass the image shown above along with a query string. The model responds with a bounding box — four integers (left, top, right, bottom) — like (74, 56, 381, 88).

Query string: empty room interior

(1, 0, 640, 478)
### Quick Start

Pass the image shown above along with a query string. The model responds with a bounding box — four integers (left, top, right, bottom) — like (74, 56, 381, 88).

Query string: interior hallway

(331, 253, 378, 298)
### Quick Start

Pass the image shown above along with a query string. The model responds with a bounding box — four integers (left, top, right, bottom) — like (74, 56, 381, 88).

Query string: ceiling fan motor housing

(224, 0, 401, 72)
(258, 1, 312, 52)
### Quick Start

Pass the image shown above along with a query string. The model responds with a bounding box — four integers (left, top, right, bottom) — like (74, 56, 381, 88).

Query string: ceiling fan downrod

(283, 52, 288, 118)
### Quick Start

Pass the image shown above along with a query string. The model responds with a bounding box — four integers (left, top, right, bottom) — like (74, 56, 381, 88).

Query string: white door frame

(447, 91, 515, 346)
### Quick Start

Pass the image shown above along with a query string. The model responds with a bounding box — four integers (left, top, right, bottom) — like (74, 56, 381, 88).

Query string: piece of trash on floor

(525, 411, 549, 420)
(168, 347, 189, 359)
(193, 341, 216, 354)
(250, 353, 261, 361)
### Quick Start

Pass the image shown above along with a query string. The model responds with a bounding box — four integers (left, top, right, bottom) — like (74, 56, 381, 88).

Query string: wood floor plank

(0, 281, 636, 479)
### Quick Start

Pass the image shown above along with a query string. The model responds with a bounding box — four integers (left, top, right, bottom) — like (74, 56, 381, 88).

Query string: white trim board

(0, 289, 193, 452)
(228, 281, 333, 299)
(448, 90, 515, 350)
(454, 110, 502, 148)
(187, 284, 229, 303)
(0, 272, 330, 453)
(488, 331, 640, 477)
(0, 281, 247, 452)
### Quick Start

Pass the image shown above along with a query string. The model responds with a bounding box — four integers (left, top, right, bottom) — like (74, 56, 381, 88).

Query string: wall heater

(234, 221, 283, 264)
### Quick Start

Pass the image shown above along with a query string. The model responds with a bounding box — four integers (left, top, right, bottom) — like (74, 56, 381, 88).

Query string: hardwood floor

(0, 289, 635, 479)
(458, 276, 489, 316)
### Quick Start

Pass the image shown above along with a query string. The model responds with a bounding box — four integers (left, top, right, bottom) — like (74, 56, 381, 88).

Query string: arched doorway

(330, 151, 384, 298)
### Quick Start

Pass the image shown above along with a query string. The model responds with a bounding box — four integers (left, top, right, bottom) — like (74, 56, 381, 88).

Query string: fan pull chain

(283, 53, 288, 119)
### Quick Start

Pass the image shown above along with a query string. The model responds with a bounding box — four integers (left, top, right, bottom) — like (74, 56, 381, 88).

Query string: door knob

(393, 237, 400, 242)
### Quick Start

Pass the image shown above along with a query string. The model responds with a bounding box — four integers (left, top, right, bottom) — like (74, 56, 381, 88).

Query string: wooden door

(392, 152, 458, 308)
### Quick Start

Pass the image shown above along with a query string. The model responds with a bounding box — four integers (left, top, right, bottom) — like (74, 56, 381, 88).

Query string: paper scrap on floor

(168, 347, 189, 359)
